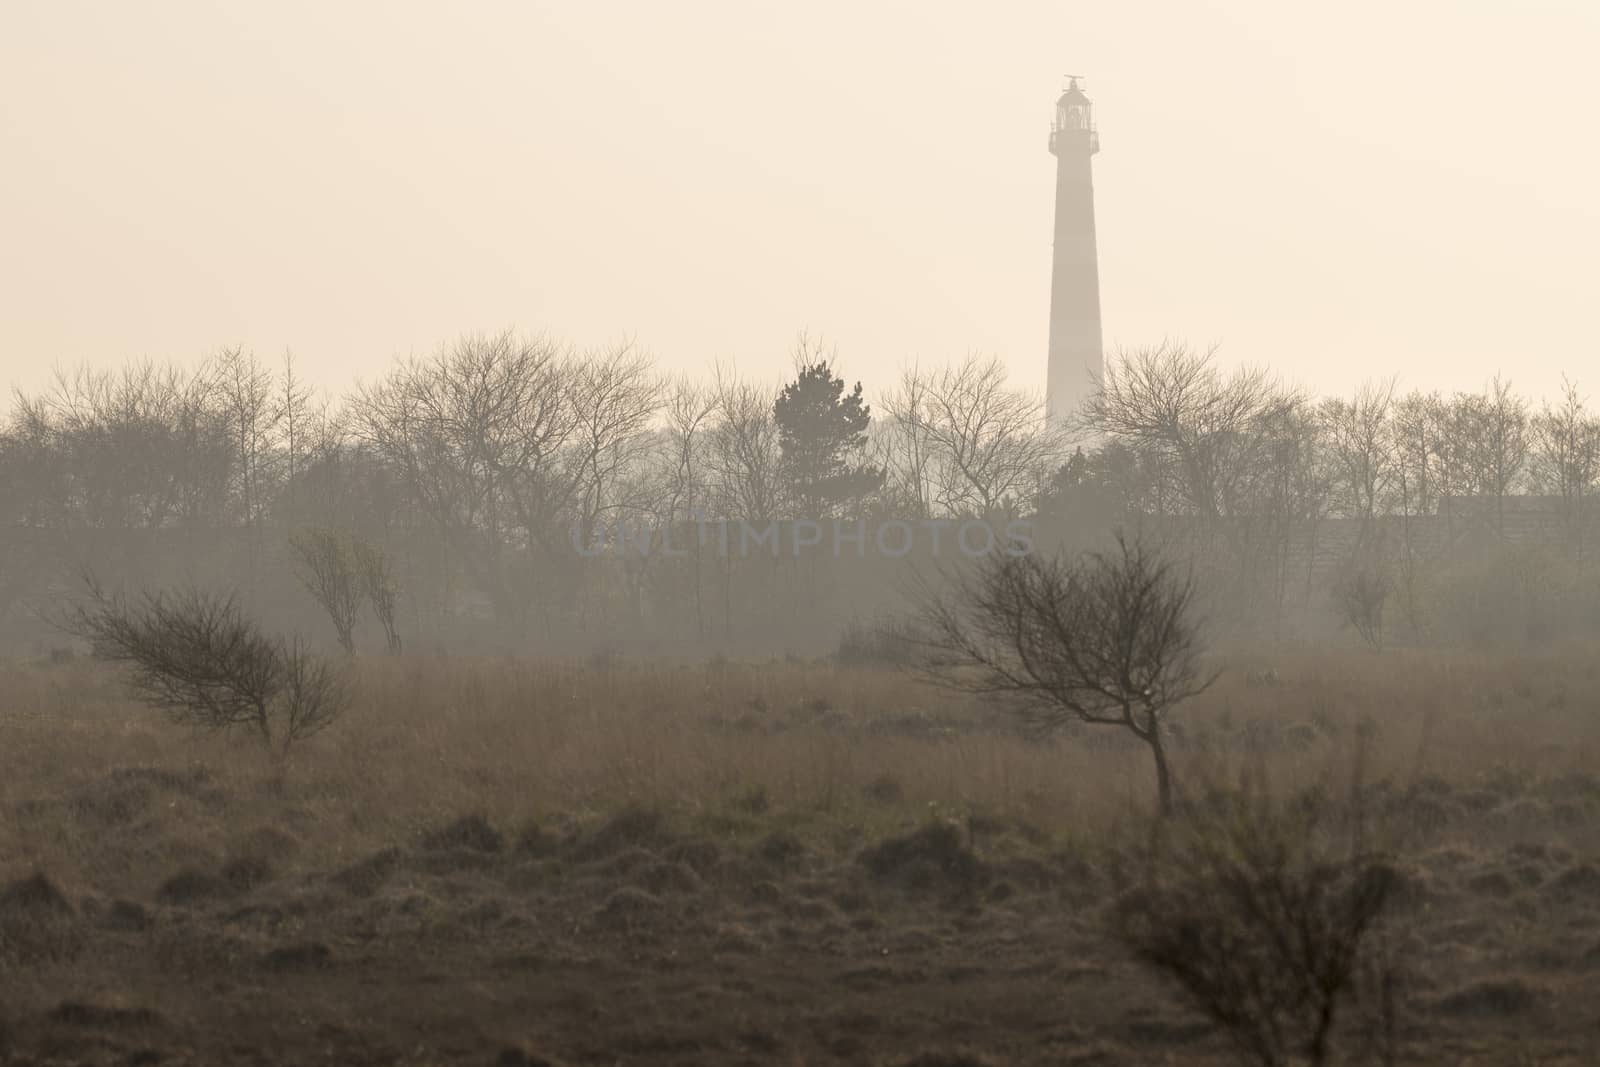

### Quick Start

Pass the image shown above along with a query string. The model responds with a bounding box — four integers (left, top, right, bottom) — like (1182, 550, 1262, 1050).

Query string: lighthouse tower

(1045, 78, 1104, 423)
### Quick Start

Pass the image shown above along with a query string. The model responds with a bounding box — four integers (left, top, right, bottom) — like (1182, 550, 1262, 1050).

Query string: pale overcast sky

(2, 1, 1596, 404)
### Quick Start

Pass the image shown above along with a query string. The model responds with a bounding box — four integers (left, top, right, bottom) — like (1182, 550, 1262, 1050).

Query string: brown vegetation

(1, 647, 1599, 1063)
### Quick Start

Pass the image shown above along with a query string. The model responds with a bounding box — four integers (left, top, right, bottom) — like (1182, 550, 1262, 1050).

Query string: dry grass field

(3, 646, 1600, 1065)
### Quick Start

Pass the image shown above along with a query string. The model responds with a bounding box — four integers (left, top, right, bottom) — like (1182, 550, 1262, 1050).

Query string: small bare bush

(1333, 557, 1393, 651)
(64, 577, 348, 759)
(1109, 784, 1403, 1067)
(354, 538, 403, 654)
(289, 527, 364, 654)
(835, 615, 917, 668)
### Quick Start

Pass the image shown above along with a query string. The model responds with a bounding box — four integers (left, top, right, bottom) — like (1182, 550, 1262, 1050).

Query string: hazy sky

(3, 1, 1596, 406)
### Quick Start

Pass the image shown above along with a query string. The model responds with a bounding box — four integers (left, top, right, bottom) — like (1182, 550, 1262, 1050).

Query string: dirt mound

(592, 887, 663, 930)
(221, 855, 275, 892)
(1, 872, 74, 916)
(234, 825, 300, 863)
(1434, 978, 1543, 1016)
(157, 867, 227, 906)
(863, 774, 904, 803)
(148, 924, 251, 973)
(745, 880, 785, 907)
(636, 861, 704, 896)
(1370, 860, 1438, 912)
(422, 813, 505, 854)
(712, 922, 764, 955)
(1510, 841, 1558, 863)
(333, 846, 403, 897)
(663, 838, 723, 876)
(859, 823, 987, 893)
(755, 830, 807, 865)
(102, 899, 151, 932)
(894, 1052, 1001, 1067)
(495, 1047, 566, 1067)
(1122, 1014, 1215, 1043)
(991, 857, 1057, 892)
(591, 845, 659, 880)
(570, 806, 671, 861)
(413, 847, 501, 877)
(1547, 863, 1600, 896)
(260, 940, 333, 971)
(515, 821, 558, 857)
(47, 1000, 163, 1028)
(1398, 793, 1463, 833)
(0, 872, 83, 964)
(1465, 870, 1517, 897)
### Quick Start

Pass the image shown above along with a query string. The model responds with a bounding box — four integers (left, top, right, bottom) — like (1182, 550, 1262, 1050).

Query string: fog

(4, 0, 1598, 403)
(4, 1, 1600, 661)
(8, 8, 1600, 1061)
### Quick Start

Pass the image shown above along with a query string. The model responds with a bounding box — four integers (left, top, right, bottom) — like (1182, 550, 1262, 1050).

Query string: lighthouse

(1045, 77, 1104, 423)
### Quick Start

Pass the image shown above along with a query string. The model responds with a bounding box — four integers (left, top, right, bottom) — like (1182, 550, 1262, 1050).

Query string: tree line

(2, 334, 1596, 651)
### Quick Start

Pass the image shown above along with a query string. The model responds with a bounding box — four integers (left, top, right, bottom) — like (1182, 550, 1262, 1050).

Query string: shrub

(835, 615, 918, 668)
(64, 577, 348, 760)
(290, 527, 364, 654)
(290, 527, 404, 654)
(1109, 784, 1403, 1067)
(1332, 555, 1393, 651)
(858, 821, 986, 894)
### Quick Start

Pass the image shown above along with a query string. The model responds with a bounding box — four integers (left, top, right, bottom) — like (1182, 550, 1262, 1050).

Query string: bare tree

(351, 331, 578, 625)
(1443, 376, 1528, 538)
(276, 350, 314, 525)
(706, 364, 784, 524)
(1530, 377, 1599, 568)
(29, 362, 211, 533)
(701, 366, 786, 634)
(888, 355, 1066, 519)
(565, 342, 662, 545)
(875, 365, 938, 518)
(293, 399, 355, 530)
(1478, 376, 1531, 512)
(918, 533, 1215, 814)
(353, 537, 403, 654)
(63, 577, 347, 759)
(167, 363, 233, 534)
(216, 347, 283, 580)
(290, 528, 364, 654)
(275, 634, 350, 750)
(0, 421, 51, 620)
(1389, 390, 1444, 521)
(1320, 379, 1397, 529)
(661, 376, 717, 634)
(1081, 343, 1301, 521)
(1245, 401, 1335, 624)
(1388, 390, 1445, 639)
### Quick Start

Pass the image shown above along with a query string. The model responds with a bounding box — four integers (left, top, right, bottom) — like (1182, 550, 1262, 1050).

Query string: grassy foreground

(2, 647, 1600, 1064)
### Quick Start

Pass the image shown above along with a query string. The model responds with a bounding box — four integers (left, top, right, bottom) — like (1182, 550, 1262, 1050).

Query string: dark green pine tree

(773, 360, 883, 517)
